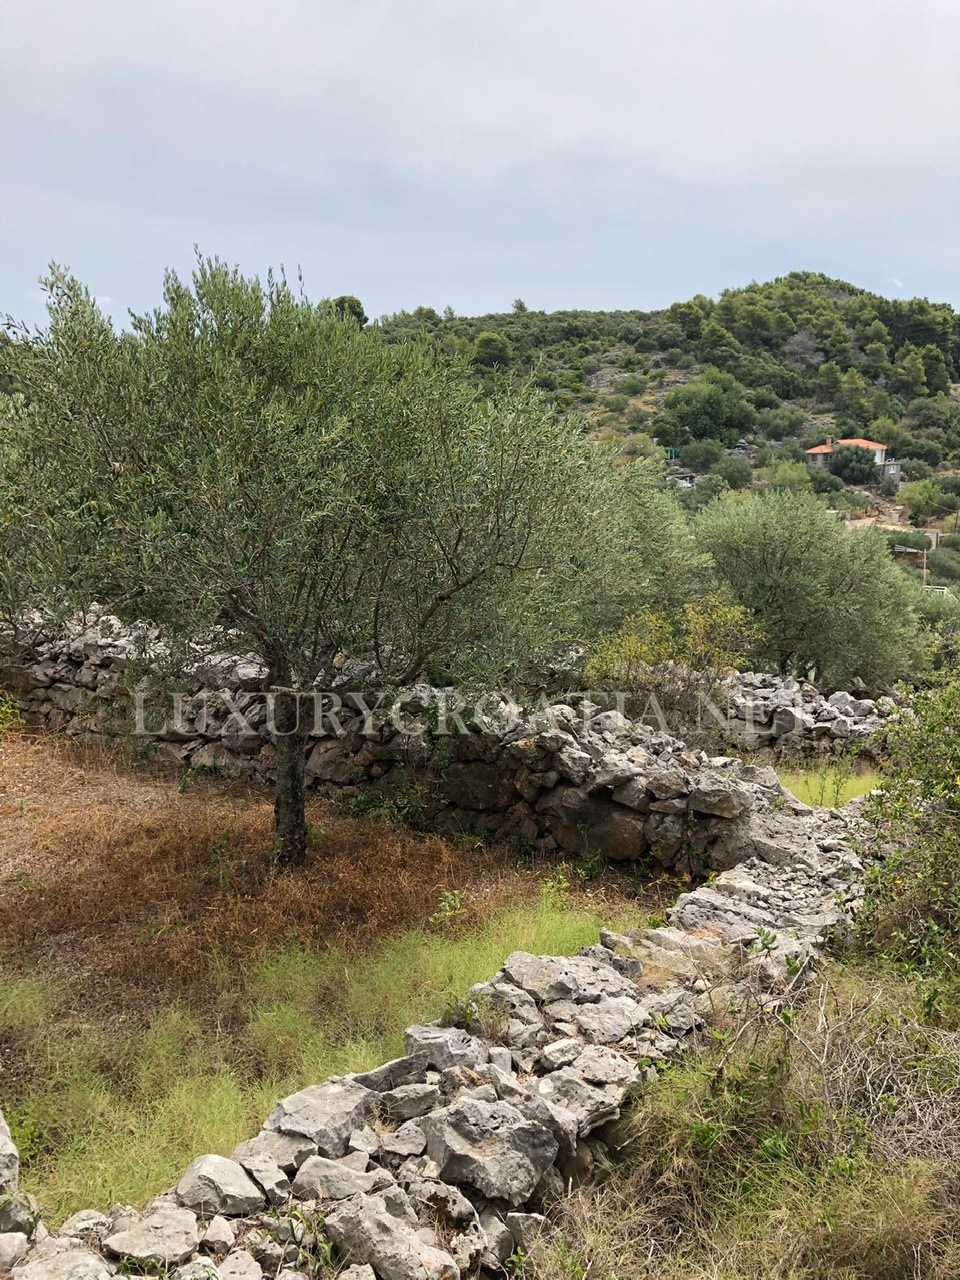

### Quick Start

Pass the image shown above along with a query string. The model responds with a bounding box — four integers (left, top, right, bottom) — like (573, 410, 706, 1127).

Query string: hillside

(378, 272, 960, 479)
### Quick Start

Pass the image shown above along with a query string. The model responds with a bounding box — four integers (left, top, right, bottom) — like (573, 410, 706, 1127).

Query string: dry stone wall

(720, 671, 897, 756)
(0, 620, 881, 1276)
(2, 792, 869, 1280)
(0, 619, 882, 875)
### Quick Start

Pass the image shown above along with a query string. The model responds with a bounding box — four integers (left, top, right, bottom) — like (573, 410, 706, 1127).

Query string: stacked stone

(722, 671, 898, 754)
(2, 619, 853, 875)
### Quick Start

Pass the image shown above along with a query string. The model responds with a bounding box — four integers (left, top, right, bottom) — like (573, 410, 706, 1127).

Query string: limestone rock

(403, 1027, 489, 1071)
(172, 1261, 220, 1280)
(218, 1249, 263, 1280)
(381, 1084, 440, 1123)
(381, 1122, 427, 1159)
(1, 1232, 29, 1273)
(0, 1108, 18, 1193)
(324, 1193, 459, 1280)
(688, 773, 754, 819)
(233, 1153, 291, 1207)
(177, 1155, 266, 1216)
(231, 1130, 315, 1174)
(103, 1205, 200, 1265)
(421, 1098, 558, 1206)
(291, 1155, 394, 1201)
(201, 1215, 236, 1254)
(266, 1080, 377, 1158)
(0, 1194, 38, 1236)
(11, 1239, 112, 1280)
(56, 1213, 111, 1249)
(506, 1212, 550, 1251)
(575, 995, 647, 1043)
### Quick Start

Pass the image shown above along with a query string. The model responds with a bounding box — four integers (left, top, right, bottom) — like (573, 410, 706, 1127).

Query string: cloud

(2, 0, 959, 320)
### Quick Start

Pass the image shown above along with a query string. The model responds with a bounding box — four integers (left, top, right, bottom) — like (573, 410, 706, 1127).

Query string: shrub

(828, 444, 879, 486)
(928, 548, 960, 582)
(680, 439, 724, 473)
(860, 678, 960, 983)
(584, 596, 761, 737)
(697, 489, 923, 685)
(711, 456, 753, 490)
(810, 467, 844, 494)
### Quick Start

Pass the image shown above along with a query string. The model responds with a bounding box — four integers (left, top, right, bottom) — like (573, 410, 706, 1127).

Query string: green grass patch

(526, 962, 960, 1279)
(778, 763, 880, 808)
(13, 886, 625, 1222)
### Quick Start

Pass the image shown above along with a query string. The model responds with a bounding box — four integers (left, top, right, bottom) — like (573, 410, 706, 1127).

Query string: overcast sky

(2, 1, 959, 326)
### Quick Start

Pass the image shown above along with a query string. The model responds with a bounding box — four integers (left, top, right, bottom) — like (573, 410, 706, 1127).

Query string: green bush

(0, 693, 20, 737)
(810, 467, 844, 494)
(860, 678, 960, 984)
(928, 548, 960, 582)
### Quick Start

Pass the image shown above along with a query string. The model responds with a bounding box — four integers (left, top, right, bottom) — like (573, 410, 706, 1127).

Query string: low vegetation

(0, 729, 657, 1221)
(523, 672, 960, 1279)
(524, 966, 960, 1279)
(777, 762, 880, 809)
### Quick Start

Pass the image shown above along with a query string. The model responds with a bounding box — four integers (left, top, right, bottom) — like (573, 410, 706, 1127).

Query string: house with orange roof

(805, 435, 901, 482)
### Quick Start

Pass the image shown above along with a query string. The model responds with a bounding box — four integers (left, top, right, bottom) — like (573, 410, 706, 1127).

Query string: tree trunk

(273, 687, 308, 867)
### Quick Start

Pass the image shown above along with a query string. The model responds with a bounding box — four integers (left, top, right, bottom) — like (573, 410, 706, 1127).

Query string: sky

(2, 0, 959, 327)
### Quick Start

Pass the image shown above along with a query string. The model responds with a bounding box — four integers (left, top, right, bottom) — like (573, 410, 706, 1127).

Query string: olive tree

(2, 260, 627, 864)
(695, 490, 922, 686)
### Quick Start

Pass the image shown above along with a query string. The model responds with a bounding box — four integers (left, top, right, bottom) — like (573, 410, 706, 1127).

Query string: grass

(0, 728, 661, 1222)
(778, 762, 881, 808)
(525, 963, 960, 1279)
(5, 891, 619, 1221)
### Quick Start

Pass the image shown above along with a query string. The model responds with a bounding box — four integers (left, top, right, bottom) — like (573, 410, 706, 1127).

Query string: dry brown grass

(0, 731, 509, 1006)
(0, 730, 650, 1013)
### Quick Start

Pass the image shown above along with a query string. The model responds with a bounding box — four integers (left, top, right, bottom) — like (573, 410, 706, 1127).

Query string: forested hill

(377, 272, 960, 468)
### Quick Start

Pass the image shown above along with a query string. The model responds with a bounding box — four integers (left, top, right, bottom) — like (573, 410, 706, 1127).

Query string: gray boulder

(291, 1155, 394, 1201)
(506, 1212, 550, 1251)
(218, 1250, 262, 1280)
(172, 1262, 220, 1280)
(201, 1215, 236, 1254)
(324, 1193, 459, 1280)
(1, 1232, 29, 1273)
(233, 1154, 290, 1207)
(0, 1108, 18, 1193)
(421, 1098, 558, 1205)
(56, 1212, 111, 1248)
(231, 1130, 315, 1174)
(103, 1205, 200, 1265)
(11, 1240, 112, 1280)
(0, 1193, 38, 1236)
(529, 1068, 622, 1137)
(176, 1155, 266, 1216)
(688, 773, 754, 819)
(381, 1084, 441, 1123)
(266, 1080, 377, 1158)
(403, 1027, 489, 1071)
(575, 995, 648, 1043)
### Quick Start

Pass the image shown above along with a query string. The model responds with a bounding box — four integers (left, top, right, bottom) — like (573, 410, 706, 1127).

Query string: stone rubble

(721, 671, 898, 755)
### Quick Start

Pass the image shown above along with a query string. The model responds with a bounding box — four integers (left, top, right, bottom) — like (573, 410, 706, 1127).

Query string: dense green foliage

(827, 444, 879, 485)
(694, 491, 922, 685)
(860, 678, 960, 989)
(377, 271, 960, 468)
